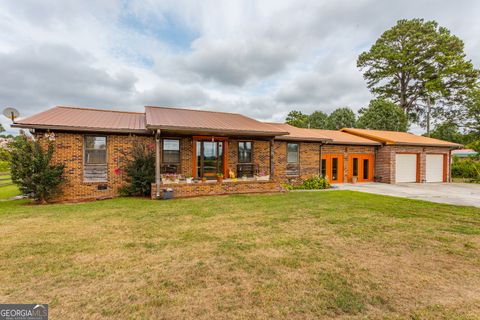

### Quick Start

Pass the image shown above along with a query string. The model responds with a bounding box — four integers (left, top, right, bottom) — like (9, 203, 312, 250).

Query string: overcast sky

(1, 0, 479, 134)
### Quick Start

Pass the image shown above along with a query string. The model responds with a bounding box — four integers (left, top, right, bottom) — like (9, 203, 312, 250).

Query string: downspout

(269, 138, 275, 180)
(319, 143, 323, 177)
(155, 129, 161, 199)
(374, 145, 378, 182)
(448, 149, 452, 183)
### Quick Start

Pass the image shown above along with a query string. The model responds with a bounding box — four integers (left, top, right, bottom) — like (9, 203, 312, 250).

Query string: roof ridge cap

(57, 105, 144, 115)
(145, 105, 245, 117)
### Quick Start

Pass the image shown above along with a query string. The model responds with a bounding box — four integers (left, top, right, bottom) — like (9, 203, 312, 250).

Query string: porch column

(155, 129, 161, 198)
(269, 138, 275, 179)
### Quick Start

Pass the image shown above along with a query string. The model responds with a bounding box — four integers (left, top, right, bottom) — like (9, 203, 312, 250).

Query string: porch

(152, 133, 279, 199)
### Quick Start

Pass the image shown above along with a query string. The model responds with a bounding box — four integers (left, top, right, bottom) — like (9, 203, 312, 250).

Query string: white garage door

(426, 154, 444, 182)
(395, 154, 417, 183)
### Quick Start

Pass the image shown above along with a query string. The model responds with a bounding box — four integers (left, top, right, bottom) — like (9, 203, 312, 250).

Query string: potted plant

(201, 176, 207, 183)
(256, 170, 270, 181)
(216, 172, 224, 183)
(186, 175, 193, 183)
(352, 175, 358, 184)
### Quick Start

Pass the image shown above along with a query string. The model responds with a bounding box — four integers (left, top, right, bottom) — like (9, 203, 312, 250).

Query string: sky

(0, 0, 479, 134)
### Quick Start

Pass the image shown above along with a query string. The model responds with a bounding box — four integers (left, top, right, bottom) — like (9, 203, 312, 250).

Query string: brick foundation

(151, 179, 285, 199)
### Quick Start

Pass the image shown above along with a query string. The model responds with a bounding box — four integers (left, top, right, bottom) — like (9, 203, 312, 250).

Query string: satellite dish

(3, 107, 20, 122)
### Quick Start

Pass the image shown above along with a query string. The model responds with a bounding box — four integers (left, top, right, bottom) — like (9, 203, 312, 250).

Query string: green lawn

(1, 192, 479, 319)
(0, 173, 18, 200)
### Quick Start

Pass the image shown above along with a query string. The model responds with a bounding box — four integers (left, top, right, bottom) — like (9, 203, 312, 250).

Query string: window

(162, 139, 180, 173)
(163, 139, 180, 163)
(85, 136, 107, 164)
(363, 159, 369, 179)
(352, 158, 358, 177)
(332, 157, 338, 181)
(84, 136, 107, 182)
(321, 159, 326, 177)
(287, 143, 299, 163)
(286, 143, 299, 176)
(238, 141, 252, 163)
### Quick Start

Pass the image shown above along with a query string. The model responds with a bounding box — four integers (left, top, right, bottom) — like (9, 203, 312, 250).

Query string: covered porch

(145, 106, 289, 199)
(152, 133, 279, 199)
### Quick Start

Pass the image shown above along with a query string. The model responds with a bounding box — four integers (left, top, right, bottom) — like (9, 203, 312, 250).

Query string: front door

(321, 154, 344, 183)
(348, 154, 374, 182)
(194, 139, 227, 179)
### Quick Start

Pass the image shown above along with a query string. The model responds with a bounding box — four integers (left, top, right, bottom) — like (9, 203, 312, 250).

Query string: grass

(0, 191, 480, 319)
(0, 174, 18, 200)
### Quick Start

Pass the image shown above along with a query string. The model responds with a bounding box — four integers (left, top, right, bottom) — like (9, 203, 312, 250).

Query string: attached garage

(340, 128, 461, 184)
(426, 154, 445, 182)
(395, 154, 418, 183)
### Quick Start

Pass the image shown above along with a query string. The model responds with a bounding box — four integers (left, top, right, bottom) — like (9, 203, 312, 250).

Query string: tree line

(286, 98, 408, 131)
(286, 19, 480, 146)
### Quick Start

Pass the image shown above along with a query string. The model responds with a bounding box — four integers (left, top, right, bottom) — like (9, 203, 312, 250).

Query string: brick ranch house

(12, 106, 461, 201)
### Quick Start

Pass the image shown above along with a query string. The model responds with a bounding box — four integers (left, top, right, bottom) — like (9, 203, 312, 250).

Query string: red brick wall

(273, 141, 375, 184)
(227, 139, 271, 177)
(375, 145, 451, 183)
(36, 131, 154, 201)
(151, 180, 284, 199)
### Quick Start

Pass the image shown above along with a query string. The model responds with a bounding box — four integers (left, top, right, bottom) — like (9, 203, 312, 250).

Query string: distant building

(452, 149, 478, 159)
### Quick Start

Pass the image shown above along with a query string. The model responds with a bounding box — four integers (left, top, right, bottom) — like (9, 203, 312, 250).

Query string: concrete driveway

(337, 182, 480, 207)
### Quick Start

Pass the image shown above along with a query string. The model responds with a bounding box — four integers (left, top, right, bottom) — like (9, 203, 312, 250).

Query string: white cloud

(0, 0, 479, 134)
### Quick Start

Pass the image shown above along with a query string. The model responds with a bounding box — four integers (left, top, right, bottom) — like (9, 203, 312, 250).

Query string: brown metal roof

(12, 106, 147, 133)
(341, 128, 462, 147)
(268, 123, 380, 145)
(145, 106, 288, 136)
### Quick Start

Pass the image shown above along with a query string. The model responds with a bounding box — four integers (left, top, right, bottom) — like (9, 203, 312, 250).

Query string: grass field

(0, 173, 18, 200)
(0, 191, 479, 319)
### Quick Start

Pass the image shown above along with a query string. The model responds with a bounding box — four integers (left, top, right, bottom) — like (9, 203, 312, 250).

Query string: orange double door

(347, 154, 374, 183)
(321, 154, 344, 183)
(321, 153, 374, 183)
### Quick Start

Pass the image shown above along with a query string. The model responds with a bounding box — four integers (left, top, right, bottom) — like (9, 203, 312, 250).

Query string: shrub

(451, 156, 480, 183)
(9, 135, 65, 202)
(285, 175, 331, 190)
(123, 143, 155, 196)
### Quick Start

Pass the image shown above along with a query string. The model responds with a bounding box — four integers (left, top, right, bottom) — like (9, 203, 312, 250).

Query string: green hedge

(285, 175, 331, 190)
(451, 157, 480, 183)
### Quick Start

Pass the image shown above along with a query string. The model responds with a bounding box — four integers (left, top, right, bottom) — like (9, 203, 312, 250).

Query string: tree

(285, 110, 309, 128)
(9, 135, 65, 203)
(326, 107, 356, 130)
(429, 122, 464, 144)
(0, 123, 4, 133)
(463, 89, 480, 136)
(357, 99, 408, 131)
(357, 19, 478, 126)
(308, 111, 328, 129)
